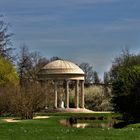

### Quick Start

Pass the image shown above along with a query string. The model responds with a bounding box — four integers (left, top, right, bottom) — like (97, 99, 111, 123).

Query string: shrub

(84, 86, 112, 111)
(0, 83, 46, 119)
(0, 56, 19, 86)
(110, 50, 140, 121)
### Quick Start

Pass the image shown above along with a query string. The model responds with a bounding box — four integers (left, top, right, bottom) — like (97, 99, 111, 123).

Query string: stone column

(65, 80, 69, 108)
(81, 80, 85, 108)
(75, 80, 79, 108)
(54, 80, 58, 108)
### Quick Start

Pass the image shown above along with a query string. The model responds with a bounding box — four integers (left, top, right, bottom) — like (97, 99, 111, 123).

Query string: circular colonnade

(38, 60, 85, 109)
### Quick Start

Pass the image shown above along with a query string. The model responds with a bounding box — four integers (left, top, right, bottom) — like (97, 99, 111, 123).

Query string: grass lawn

(0, 113, 140, 140)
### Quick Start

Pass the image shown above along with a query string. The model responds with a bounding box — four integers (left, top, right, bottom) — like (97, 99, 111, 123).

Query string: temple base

(44, 108, 94, 113)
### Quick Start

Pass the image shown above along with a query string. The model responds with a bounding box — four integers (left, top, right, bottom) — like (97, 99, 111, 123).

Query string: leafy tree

(110, 49, 140, 80)
(110, 50, 140, 121)
(0, 56, 19, 86)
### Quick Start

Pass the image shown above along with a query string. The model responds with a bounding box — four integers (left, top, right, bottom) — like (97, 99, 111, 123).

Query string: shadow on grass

(113, 121, 137, 128)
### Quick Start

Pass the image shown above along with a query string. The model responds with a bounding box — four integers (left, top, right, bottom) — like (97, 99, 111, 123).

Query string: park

(0, 54, 140, 140)
(0, 0, 140, 139)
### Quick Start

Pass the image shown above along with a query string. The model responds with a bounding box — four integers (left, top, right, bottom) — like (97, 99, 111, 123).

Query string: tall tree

(110, 49, 140, 121)
(104, 72, 110, 85)
(0, 16, 14, 60)
(17, 45, 49, 86)
(79, 62, 94, 85)
(93, 71, 101, 84)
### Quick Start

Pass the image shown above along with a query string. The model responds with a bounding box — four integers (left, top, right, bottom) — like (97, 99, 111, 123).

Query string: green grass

(0, 113, 140, 140)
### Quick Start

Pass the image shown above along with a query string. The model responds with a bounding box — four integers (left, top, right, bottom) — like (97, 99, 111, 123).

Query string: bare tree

(17, 45, 49, 86)
(79, 62, 94, 85)
(50, 56, 62, 62)
(0, 16, 14, 60)
(0, 84, 46, 119)
(93, 71, 101, 84)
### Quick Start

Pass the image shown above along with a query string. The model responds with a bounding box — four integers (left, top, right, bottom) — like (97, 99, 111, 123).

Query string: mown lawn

(0, 113, 140, 140)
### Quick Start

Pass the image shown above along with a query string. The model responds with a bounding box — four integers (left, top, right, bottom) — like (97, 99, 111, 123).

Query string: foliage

(110, 49, 140, 81)
(112, 66, 140, 121)
(110, 50, 140, 121)
(84, 86, 112, 111)
(0, 56, 19, 86)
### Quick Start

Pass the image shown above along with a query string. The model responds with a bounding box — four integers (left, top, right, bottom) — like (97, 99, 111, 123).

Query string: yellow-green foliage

(0, 56, 19, 86)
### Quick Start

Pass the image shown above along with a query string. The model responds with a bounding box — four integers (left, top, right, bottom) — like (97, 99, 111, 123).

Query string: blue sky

(0, 0, 140, 78)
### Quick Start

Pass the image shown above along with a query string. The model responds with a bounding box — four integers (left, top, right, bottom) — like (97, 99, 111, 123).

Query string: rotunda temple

(38, 60, 85, 109)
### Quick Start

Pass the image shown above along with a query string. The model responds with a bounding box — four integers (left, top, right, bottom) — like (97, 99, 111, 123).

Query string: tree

(10, 83, 46, 119)
(0, 16, 14, 60)
(110, 50, 140, 121)
(17, 45, 49, 86)
(110, 49, 140, 81)
(84, 86, 112, 111)
(0, 83, 46, 119)
(50, 56, 62, 62)
(79, 63, 94, 85)
(104, 72, 110, 85)
(0, 56, 19, 86)
(93, 71, 101, 84)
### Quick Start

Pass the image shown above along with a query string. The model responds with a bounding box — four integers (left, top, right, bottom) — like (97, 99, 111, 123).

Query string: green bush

(110, 50, 140, 121)
(112, 66, 140, 121)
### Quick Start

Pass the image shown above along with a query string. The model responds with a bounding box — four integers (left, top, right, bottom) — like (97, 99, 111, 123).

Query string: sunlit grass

(0, 113, 140, 140)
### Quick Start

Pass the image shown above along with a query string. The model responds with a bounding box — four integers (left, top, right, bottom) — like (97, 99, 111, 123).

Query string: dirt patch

(3, 118, 21, 123)
(33, 116, 50, 119)
(3, 116, 50, 122)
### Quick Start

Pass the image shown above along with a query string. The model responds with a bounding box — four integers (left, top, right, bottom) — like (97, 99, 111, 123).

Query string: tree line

(0, 17, 140, 122)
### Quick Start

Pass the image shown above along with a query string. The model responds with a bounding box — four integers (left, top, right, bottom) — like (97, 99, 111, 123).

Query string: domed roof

(41, 60, 84, 74)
